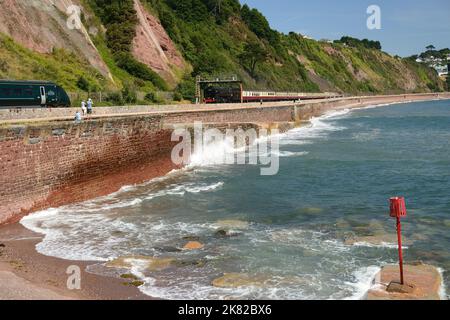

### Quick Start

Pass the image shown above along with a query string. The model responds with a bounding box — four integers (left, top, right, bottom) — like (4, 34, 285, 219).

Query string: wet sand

(0, 223, 151, 300)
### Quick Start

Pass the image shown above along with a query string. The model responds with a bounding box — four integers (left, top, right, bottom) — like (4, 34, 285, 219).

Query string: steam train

(0, 80, 71, 108)
(203, 86, 342, 104)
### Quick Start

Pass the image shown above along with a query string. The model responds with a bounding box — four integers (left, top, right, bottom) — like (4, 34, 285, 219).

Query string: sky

(240, 0, 450, 57)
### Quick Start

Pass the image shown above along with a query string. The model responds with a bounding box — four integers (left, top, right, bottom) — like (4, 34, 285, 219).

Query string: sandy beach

(0, 223, 150, 300)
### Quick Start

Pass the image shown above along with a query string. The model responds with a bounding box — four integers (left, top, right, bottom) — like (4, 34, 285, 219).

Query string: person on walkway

(74, 111, 82, 123)
(81, 100, 87, 116)
(87, 98, 93, 114)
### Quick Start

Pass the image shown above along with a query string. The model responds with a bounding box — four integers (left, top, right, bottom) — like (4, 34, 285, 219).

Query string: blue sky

(240, 0, 450, 57)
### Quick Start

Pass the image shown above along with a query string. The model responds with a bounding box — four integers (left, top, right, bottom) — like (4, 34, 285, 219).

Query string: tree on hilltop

(240, 4, 278, 45)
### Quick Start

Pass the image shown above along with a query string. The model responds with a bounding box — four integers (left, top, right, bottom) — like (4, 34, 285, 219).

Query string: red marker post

(389, 197, 407, 285)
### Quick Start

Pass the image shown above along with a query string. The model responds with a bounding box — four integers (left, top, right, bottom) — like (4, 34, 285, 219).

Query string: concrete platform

(367, 263, 444, 300)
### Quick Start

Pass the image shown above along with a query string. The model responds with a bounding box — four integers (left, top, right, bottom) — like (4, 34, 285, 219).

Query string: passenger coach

(0, 80, 71, 108)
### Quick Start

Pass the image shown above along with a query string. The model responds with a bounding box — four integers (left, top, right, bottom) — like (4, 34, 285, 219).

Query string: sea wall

(1, 93, 449, 224)
(0, 115, 178, 224)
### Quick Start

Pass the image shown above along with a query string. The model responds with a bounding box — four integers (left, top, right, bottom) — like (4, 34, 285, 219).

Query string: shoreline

(0, 223, 151, 300)
(1, 96, 449, 300)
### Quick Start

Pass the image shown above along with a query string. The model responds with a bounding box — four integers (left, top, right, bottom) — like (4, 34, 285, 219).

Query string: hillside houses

(415, 51, 450, 78)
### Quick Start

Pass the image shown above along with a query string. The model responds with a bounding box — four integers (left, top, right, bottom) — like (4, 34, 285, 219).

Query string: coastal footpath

(1, 93, 450, 225)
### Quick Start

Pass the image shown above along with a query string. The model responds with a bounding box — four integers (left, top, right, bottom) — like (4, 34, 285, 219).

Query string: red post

(396, 216, 404, 285)
(390, 197, 407, 285)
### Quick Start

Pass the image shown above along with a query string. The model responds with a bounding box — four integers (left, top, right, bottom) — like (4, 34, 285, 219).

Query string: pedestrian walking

(87, 98, 94, 114)
(81, 100, 87, 116)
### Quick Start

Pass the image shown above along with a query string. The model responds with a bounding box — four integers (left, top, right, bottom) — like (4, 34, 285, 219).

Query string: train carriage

(203, 85, 342, 104)
(241, 91, 342, 102)
(0, 80, 71, 108)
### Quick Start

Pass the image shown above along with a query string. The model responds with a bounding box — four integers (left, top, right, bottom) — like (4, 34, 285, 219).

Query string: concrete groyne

(367, 263, 444, 300)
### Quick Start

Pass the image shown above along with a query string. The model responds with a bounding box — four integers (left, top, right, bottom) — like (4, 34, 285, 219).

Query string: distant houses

(436, 65, 448, 77)
(415, 48, 449, 78)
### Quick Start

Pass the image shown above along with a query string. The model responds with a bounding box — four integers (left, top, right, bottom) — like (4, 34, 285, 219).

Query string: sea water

(21, 100, 450, 299)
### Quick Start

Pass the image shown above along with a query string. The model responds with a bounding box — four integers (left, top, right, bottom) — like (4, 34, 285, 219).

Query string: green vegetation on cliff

(0, 0, 445, 103)
(417, 47, 450, 61)
(334, 36, 382, 51)
(143, 0, 444, 97)
(146, 0, 319, 98)
(0, 34, 109, 92)
(87, 0, 168, 90)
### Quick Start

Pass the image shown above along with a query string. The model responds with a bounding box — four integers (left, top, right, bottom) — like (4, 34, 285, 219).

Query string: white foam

(20, 208, 61, 235)
(437, 268, 448, 300)
(189, 135, 237, 167)
(351, 242, 408, 250)
(272, 151, 309, 158)
(21, 208, 132, 261)
(279, 108, 350, 147)
(21, 207, 404, 300)
(134, 264, 311, 300)
(279, 139, 311, 146)
(321, 108, 352, 119)
(146, 181, 224, 200)
(183, 182, 224, 193)
(344, 266, 381, 300)
(280, 100, 417, 145)
(187, 115, 320, 169)
(180, 102, 400, 169)
(357, 100, 418, 110)
(61, 168, 190, 213)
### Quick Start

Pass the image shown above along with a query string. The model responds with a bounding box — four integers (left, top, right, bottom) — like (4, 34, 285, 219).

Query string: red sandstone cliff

(131, 0, 188, 85)
(0, 0, 187, 86)
(0, 0, 112, 80)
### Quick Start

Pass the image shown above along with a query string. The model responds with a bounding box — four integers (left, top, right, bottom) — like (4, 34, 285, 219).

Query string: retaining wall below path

(1, 93, 449, 224)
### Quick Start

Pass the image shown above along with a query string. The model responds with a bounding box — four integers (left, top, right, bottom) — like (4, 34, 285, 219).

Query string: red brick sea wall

(0, 115, 179, 224)
(0, 93, 449, 224)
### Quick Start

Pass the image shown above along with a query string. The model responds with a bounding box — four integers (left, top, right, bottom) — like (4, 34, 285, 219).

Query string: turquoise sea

(21, 100, 450, 299)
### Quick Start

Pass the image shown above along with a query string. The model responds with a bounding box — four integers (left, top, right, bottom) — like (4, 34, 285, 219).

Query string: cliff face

(0, 0, 188, 91)
(132, 0, 187, 85)
(0, 0, 111, 79)
(0, 0, 444, 95)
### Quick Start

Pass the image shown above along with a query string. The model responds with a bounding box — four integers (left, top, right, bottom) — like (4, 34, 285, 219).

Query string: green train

(0, 80, 71, 108)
